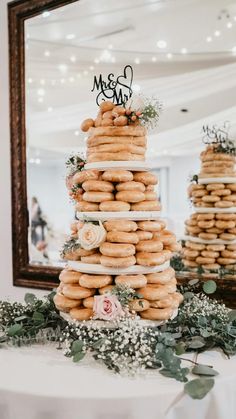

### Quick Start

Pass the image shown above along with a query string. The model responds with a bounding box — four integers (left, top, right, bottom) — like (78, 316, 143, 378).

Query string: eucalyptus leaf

(32, 312, 45, 324)
(203, 280, 217, 295)
(71, 340, 84, 355)
(24, 293, 37, 305)
(192, 364, 219, 377)
(7, 324, 23, 337)
(73, 351, 85, 363)
(188, 279, 199, 286)
(184, 378, 214, 399)
(175, 342, 186, 355)
(188, 337, 205, 349)
(15, 315, 28, 322)
(228, 310, 236, 322)
(183, 292, 194, 300)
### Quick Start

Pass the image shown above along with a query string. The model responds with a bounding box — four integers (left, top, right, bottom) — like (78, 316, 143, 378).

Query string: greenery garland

(0, 282, 236, 400)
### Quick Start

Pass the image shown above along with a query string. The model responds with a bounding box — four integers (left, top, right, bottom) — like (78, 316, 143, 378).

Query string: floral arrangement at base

(0, 281, 236, 400)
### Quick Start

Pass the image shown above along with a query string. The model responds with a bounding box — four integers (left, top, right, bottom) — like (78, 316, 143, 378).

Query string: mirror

(10, 0, 236, 289)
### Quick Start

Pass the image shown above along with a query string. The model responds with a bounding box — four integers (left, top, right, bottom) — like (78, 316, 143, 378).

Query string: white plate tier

(84, 161, 150, 171)
(67, 260, 170, 275)
(183, 235, 236, 245)
(194, 207, 236, 213)
(76, 211, 161, 221)
(198, 177, 236, 184)
(60, 309, 178, 328)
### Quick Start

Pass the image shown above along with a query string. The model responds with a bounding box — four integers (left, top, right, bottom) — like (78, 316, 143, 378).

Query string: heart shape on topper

(117, 65, 133, 96)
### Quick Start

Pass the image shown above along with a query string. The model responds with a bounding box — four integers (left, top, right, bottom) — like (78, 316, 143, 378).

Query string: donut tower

(183, 137, 236, 273)
(54, 98, 183, 322)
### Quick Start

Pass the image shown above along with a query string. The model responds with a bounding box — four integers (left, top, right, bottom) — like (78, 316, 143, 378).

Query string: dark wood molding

(8, 0, 78, 289)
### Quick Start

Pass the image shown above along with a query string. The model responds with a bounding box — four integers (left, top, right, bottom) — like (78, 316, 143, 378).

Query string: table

(0, 345, 235, 419)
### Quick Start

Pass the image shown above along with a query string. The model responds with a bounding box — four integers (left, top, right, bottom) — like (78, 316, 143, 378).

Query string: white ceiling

(25, 0, 236, 164)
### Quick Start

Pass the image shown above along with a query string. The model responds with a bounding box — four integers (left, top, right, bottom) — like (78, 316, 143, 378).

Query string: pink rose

(93, 295, 125, 321)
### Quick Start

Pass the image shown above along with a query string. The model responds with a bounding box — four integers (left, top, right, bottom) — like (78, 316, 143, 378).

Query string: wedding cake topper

(91, 64, 133, 106)
(202, 122, 236, 155)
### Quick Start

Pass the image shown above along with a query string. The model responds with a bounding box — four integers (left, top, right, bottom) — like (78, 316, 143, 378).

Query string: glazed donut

(228, 184, 236, 192)
(171, 292, 184, 308)
(162, 250, 172, 261)
(98, 285, 115, 294)
(145, 191, 158, 201)
(79, 274, 112, 288)
(206, 244, 225, 251)
(197, 220, 215, 229)
(221, 250, 236, 258)
(104, 219, 137, 232)
(138, 285, 169, 301)
(82, 180, 114, 192)
(201, 250, 220, 258)
(59, 269, 82, 284)
(88, 143, 145, 155)
(183, 248, 199, 258)
(137, 220, 165, 232)
(133, 172, 158, 185)
(149, 279, 176, 294)
(87, 135, 146, 148)
(215, 200, 234, 208)
(83, 296, 95, 308)
(131, 201, 161, 211)
(224, 194, 236, 201)
(136, 230, 153, 241)
(83, 191, 114, 202)
(136, 251, 166, 266)
(73, 170, 99, 185)
(62, 251, 79, 261)
(192, 189, 208, 198)
(116, 181, 145, 192)
(116, 190, 145, 203)
(102, 170, 133, 182)
(106, 231, 139, 244)
(76, 201, 99, 212)
(146, 185, 155, 191)
(153, 230, 176, 245)
(185, 241, 206, 251)
(150, 296, 173, 309)
(228, 227, 236, 234)
(53, 293, 81, 312)
(196, 256, 215, 265)
(206, 227, 224, 234)
(217, 257, 236, 265)
(115, 274, 147, 288)
(81, 253, 101, 264)
(166, 242, 182, 252)
(129, 299, 150, 312)
(219, 233, 236, 241)
(211, 189, 231, 196)
(136, 240, 163, 253)
(100, 242, 135, 257)
(226, 244, 236, 251)
(215, 213, 236, 220)
(197, 213, 215, 220)
(140, 307, 173, 320)
(99, 201, 130, 211)
(99, 101, 115, 112)
(73, 248, 96, 257)
(202, 195, 220, 203)
(215, 220, 235, 229)
(183, 259, 198, 268)
(199, 233, 217, 240)
(206, 183, 225, 191)
(63, 285, 96, 300)
(70, 307, 93, 321)
(88, 152, 145, 162)
(100, 255, 136, 268)
(81, 118, 94, 132)
(146, 267, 175, 284)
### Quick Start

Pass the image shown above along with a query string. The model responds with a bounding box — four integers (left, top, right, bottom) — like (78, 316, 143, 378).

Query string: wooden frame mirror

(9, 0, 78, 290)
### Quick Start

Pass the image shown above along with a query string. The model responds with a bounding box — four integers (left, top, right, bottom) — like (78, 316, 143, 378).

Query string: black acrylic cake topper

(202, 122, 236, 155)
(91, 65, 133, 106)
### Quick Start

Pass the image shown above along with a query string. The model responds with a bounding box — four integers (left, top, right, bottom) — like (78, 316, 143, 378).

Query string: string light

(89, 65, 95, 71)
(42, 11, 50, 18)
(214, 30, 221, 37)
(37, 88, 45, 96)
(60, 78, 65, 84)
(157, 40, 167, 49)
(66, 34, 75, 40)
(151, 56, 157, 62)
(206, 36, 212, 42)
(28, 78, 33, 83)
(134, 57, 140, 64)
(38, 97, 44, 103)
(74, 130, 79, 136)
(94, 58, 100, 64)
(58, 64, 68, 73)
(44, 50, 50, 57)
(181, 48, 187, 54)
(166, 53, 173, 59)
(40, 79, 45, 85)
(47, 107, 53, 112)
(232, 46, 236, 53)
(70, 55, 76, 63)
(69, 76, 75, 82)
(227, 22, 232, 29)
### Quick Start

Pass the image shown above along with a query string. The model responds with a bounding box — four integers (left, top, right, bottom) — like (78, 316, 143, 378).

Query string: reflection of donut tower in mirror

(54, 100, 183, 322)
(183, 143, 236, 273)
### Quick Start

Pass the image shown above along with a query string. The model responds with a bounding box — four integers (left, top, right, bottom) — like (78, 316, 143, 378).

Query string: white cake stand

(183, 235, 236, 245)
(198, 177, 236, 184)
(67, 260, 170, 275)
(76, 210, 161, 221)
(84, 161, 151, 171)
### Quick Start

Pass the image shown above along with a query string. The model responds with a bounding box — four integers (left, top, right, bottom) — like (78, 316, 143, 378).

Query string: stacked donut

(74, 169, 161, 212)
(188, 183, 236, 208)
(81, 101, 147, 163)
(66, 219, 180, 269)
(54, 100, 183, 322)
(199, 145, 236, 179)
(183, 240, 236, 271)
(54, 266, 183, 322)
(182, 143, 236, 272)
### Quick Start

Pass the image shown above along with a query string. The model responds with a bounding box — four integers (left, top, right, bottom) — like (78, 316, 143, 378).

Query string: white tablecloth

(0, 345, 235, 419)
